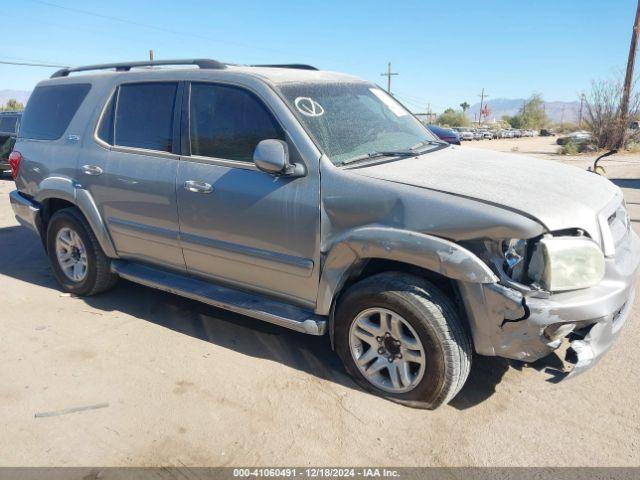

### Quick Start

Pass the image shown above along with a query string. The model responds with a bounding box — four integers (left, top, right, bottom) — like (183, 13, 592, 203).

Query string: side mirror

(253, 139, 306, 177)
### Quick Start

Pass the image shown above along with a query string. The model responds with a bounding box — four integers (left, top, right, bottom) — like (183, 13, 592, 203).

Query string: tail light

(8, 151, 22, 178)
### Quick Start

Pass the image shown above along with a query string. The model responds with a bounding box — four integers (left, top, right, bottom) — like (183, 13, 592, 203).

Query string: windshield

(277, 82, 439, 165)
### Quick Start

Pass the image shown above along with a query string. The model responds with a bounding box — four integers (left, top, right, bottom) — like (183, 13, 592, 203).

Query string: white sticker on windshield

(369, 88, 408, 117)
(294, 97, 325, 117)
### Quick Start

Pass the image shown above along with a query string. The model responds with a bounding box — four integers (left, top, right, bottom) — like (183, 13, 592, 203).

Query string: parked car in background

(557, 130, 593, 146)
(453, 127, 474, 141)
(10, 59, 639, 410)
(501, 130, 514, 138)
(472, 129, 482, 140)
(0, 111, 22, 175)
(427, 125, 460, 145)
(540, 128, 556, 136)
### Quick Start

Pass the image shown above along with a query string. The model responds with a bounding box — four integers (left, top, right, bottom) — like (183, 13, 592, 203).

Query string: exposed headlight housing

(528, 236, 605, 292)
(502, 238, 528, 283)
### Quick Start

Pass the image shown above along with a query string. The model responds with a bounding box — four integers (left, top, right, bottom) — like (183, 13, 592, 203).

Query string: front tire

(335, 273, 471, 409)
(46, 207, 118, 296)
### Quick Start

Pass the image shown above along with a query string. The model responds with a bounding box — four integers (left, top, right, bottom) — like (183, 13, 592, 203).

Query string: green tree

(459, 101, 470, 113)
(503, 94, 548, 129)
(437, 108, 468, 127)
(1, 99, 24, 111)
(502, 114, 523, 129)
(519, 94, 547, 129)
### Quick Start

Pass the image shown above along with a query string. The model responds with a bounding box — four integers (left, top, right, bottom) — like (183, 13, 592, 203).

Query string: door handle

(184, 180, 213, 194)
(81, 165, 103, 176)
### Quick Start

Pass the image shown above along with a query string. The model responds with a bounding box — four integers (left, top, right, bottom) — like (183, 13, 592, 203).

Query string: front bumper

(10, 190, 41, 234)
(460, 228, 640, 377)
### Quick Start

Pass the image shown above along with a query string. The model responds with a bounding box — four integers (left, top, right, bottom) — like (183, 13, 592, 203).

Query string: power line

(393, 95, 424, 112)
(394, 90, 431, 105)
(394, 94, 423, 106)
(30, 0, 297, 56)
(0, 54, 65, 64)
(0, 60, 67, 68)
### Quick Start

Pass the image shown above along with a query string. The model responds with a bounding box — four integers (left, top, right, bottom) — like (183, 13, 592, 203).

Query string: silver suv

(9, 59, 640, 409)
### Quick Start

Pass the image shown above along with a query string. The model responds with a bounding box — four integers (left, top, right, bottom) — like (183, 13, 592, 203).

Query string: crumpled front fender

(316, 226, 498, 315)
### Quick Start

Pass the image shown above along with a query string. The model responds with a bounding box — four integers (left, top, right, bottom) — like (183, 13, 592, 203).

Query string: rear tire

(46, 207, 118, 296)
(335, 272, 471, 409)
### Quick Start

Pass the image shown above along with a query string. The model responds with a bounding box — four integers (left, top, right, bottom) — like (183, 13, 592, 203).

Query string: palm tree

(459, 101, 470, 113)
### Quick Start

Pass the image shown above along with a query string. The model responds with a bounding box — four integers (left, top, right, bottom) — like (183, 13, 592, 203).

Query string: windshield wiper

(410, 139, 447, 151)
(338, 150, 416, 166)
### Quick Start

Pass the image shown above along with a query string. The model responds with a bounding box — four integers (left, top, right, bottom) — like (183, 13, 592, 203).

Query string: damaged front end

(458, 217, 640, 379)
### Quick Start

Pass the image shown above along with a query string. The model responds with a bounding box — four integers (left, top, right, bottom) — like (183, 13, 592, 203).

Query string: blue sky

(1, 0, 637, 112)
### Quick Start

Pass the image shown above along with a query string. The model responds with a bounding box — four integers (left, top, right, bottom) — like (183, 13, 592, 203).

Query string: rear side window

(20, 84, 90, 140)
(0, 115, 18, 133)
(114, 82, 177, 152)
(189, 83, 284, 161)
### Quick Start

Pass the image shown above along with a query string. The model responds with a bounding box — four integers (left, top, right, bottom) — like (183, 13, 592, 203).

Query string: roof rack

(50, 59, 226, 78)
(250, 64, 318, 71)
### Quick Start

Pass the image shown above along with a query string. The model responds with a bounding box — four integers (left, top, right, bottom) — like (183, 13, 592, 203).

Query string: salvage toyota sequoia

(9, 59, 640, 409)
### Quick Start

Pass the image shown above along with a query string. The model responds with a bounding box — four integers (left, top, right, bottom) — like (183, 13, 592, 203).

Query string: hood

(352, 146, 621, 239)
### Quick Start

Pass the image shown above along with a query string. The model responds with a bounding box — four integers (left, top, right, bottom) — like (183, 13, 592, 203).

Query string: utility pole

(619, 0, 640, 148)
(478, 88, 489, 126)
(578, 94, 585, 126)
(380, 62, 399, 94)
(149, 49, 154, 62)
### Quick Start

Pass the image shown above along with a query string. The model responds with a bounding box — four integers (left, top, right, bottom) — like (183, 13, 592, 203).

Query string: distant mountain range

(0, 89, 581, 125)
(466, 97, 580, 124)
(0, 89, 31, 108)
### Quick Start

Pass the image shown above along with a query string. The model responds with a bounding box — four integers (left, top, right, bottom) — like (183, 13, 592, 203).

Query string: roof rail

(50, 59, 226, 78)
(250, 64, 318, 71)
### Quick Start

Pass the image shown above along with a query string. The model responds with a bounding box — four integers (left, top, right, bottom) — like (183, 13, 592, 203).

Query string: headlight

(528, 236, 605, 292)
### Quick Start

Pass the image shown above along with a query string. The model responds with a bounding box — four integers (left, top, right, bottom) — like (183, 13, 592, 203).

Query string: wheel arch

(34, 177, 117, 258)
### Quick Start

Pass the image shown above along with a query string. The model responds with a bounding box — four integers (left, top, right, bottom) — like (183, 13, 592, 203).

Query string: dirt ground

(0, 135, 639, 467)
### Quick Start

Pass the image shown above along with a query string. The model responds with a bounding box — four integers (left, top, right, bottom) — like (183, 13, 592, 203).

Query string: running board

(110, 260, 327, 335)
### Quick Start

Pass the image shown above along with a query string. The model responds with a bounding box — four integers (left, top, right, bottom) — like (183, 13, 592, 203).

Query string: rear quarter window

(19, 84, 91, 140)
(0, 115, 18, 134)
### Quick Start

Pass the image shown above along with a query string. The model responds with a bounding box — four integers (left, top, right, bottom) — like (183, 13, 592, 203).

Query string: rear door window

(0, 115, 18, 134)
(189, 83, 284, 162)
(114, 82, 178, 152)
(19, 84, 90, 140)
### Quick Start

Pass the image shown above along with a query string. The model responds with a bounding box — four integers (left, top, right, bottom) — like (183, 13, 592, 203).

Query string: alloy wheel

(55, 227, 88, 282)
(348, 307, 426, 393)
